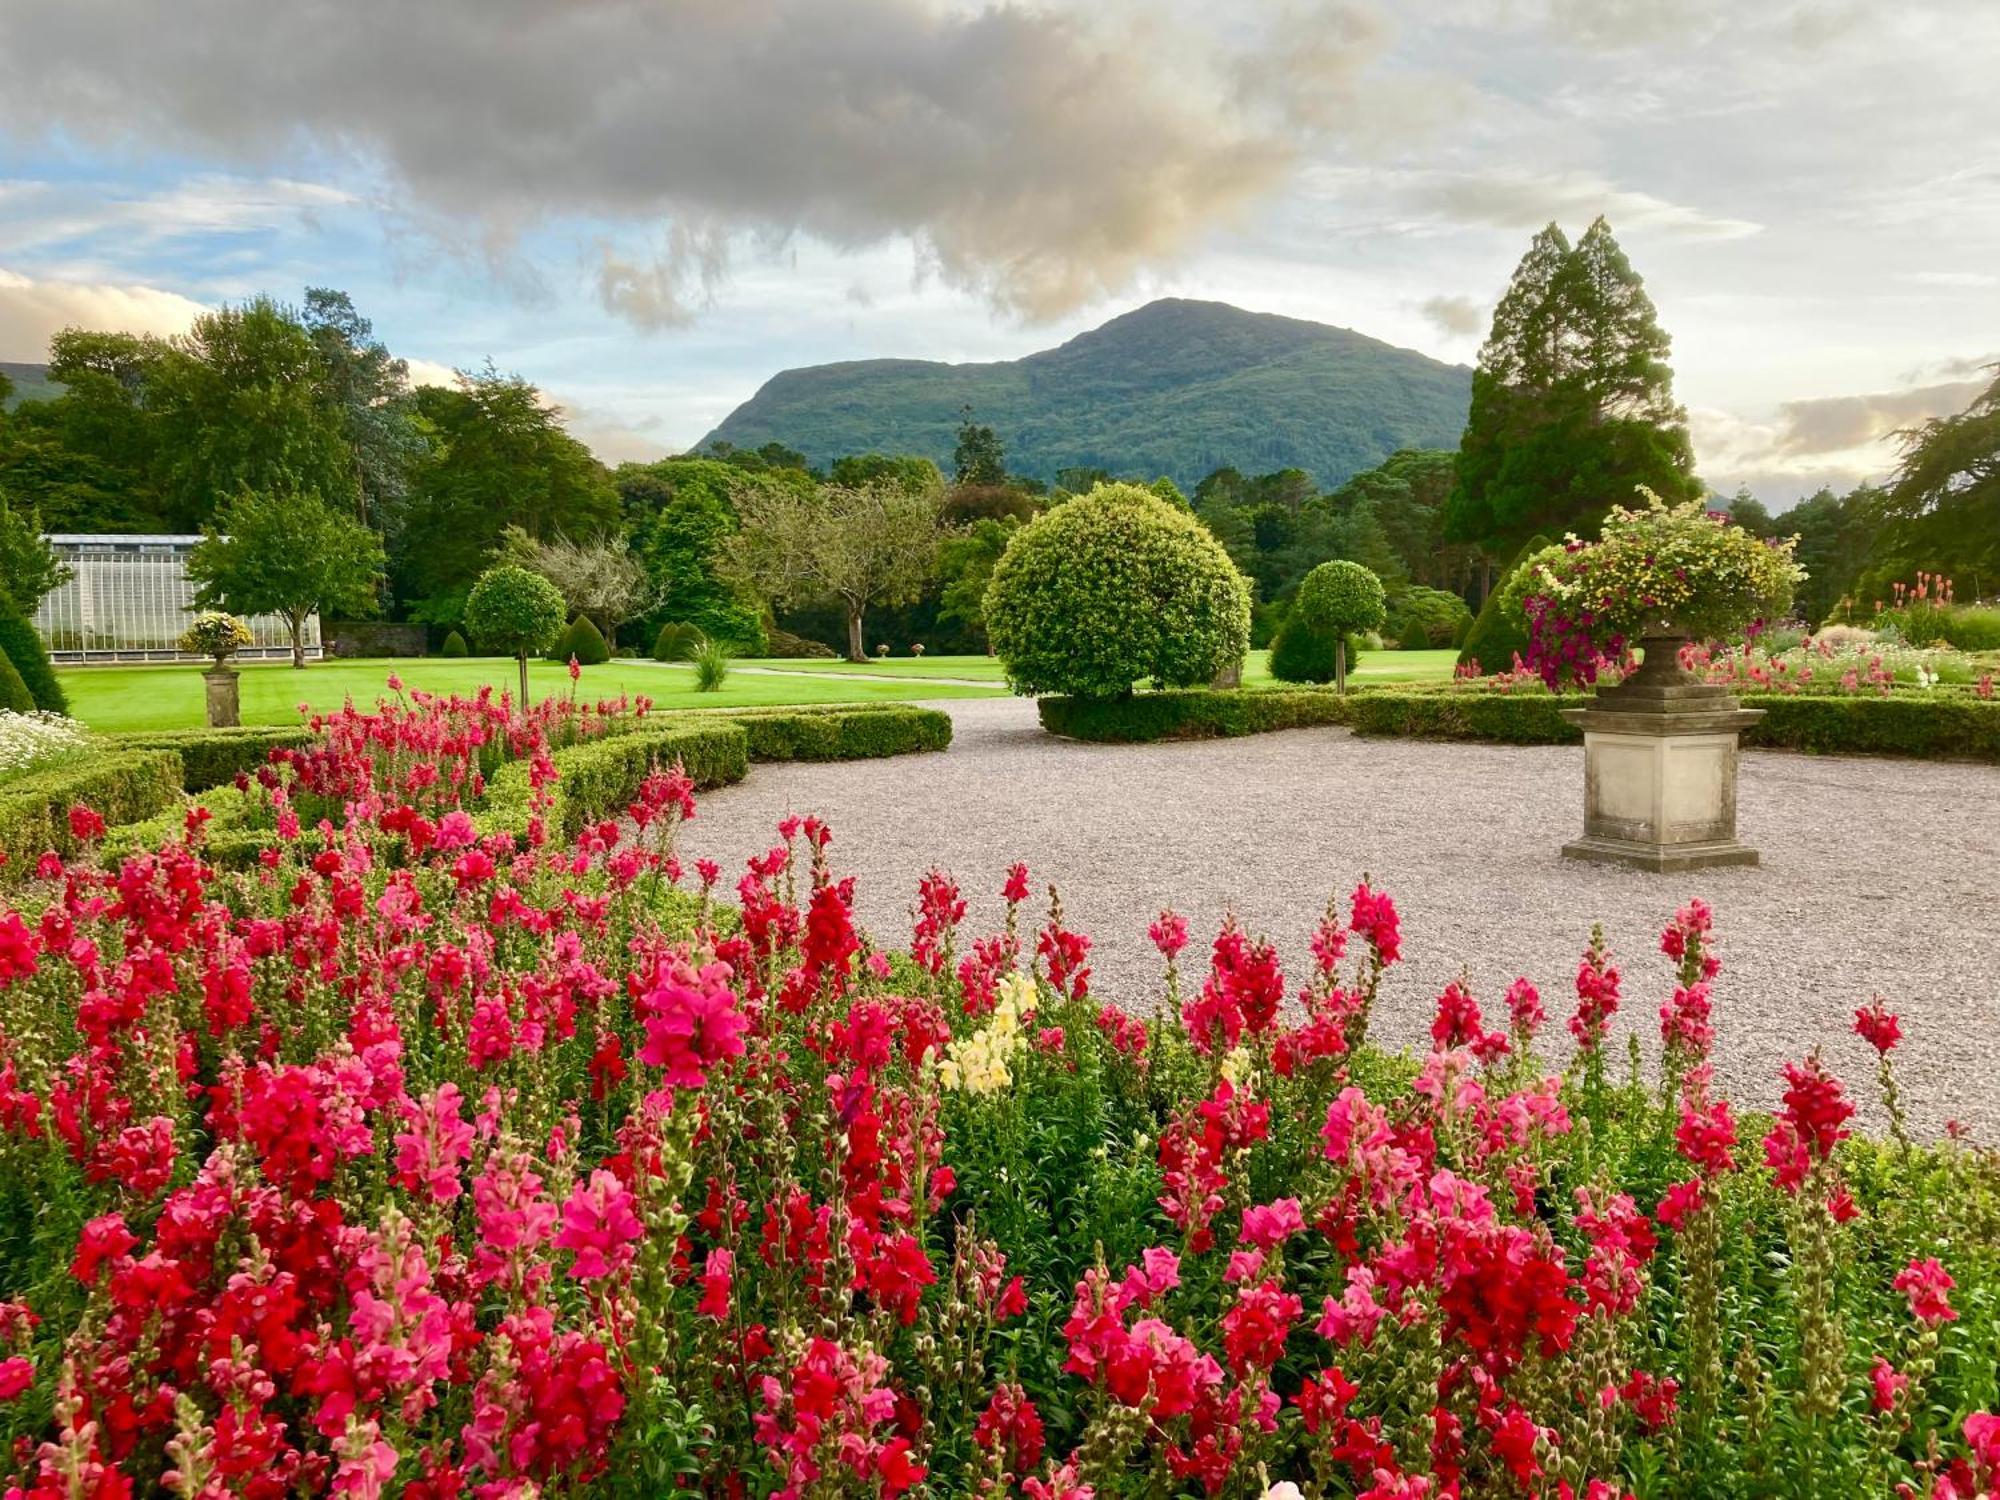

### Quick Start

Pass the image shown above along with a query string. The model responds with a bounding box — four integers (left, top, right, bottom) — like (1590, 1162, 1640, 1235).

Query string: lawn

(737, 648, 1460, 687)
(59, 656, 1006, 733)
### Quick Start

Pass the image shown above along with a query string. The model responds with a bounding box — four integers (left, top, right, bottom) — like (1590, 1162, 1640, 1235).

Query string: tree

(394, 367, 620, 622)
(725, 478, 951, 662)
(1445, 218, 1700, 560)
(1878, 365, 2000, 599)
(496, 526, 656, 644)
(1285, 560, 1386, 693)
(302, 288, 425, 527)
(952, 407, 1006, 487)
(0, 490, 71, 613)
(829, 453, 944, 493)
(935, 517, 1019, 652)
(189, 488, 385, 668)
(151, 297, 357, 531)
(0, 329, 171, 531)
(619, 458, 785, 651)
(464, 564, 566, 708)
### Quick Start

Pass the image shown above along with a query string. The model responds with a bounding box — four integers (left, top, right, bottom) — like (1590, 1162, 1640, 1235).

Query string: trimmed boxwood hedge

(0, 749, 185, 870)
(108, 726, 317, 790)
(1039, 689, 1351, 743)
(1345, 688, 2000, 762)
(715, 704, 953, 762)
(478, 720, 751, 844)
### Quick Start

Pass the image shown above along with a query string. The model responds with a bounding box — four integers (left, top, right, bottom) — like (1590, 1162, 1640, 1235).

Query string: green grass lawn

(59, 657, 1006, 733)
(1242, 647, 1458, 686)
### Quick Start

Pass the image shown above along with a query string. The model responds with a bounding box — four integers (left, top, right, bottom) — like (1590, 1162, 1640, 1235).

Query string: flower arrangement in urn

(179, 609, 255, 668)
(1510, 488, 1804, 688)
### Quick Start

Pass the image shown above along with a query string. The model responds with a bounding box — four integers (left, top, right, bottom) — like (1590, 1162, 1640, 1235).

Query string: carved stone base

(202, 668, 241, 728)
(1559, 651, 1763, 871)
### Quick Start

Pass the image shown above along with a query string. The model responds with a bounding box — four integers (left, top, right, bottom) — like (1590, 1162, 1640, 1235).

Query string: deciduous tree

(190, 488, 385, 668)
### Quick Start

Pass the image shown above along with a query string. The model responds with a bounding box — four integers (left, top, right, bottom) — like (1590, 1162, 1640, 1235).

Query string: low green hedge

(715, 704, 953, 761)
(1038, 689, 1351, 743)
(108, 726, 317, 790)
(1345, 688, 2000, 761)
(478, 720, 751, 844)
(0, 749, 185, 871)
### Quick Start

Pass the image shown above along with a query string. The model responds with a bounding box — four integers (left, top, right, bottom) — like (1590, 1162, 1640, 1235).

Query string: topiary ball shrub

(439, 629, 468, 658)
(551, 614, 611, 666)
(1290, 560, 1385, 692)
(464, 565, 566, 707)
(983, 483, 1250, 699)
(1268, 614, 1340, 684)
(0, 587, 65, 715)
(653, 621, 707, 662)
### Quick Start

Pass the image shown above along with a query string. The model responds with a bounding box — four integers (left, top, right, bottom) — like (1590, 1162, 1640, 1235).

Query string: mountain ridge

(698, 298, 1472, 490)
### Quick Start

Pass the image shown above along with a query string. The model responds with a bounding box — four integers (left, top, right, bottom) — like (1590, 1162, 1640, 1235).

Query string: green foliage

(463, 565, 566, 661)
(1457, 533, 1551, 670)
(935, 517, 1018, 649)
(984, 482, 1251, 699)
(1267, 615, 1345, 684)
(439, 629, 468, 658)
(0, 587, 64, 714)
(1388, 584, 1475, 648)
(621, 459, 775, 653)
(763, 626, 838, 659)
(698, 298, 1468, 491)
(1879, 366, 2000, 591)
(0, 492, 69, 613)
(691, 638, 731, 692)
(829, 453, 945, 493)
(395, 367, 620, 621)
(727, 704, 953, 761)
(1038, 687, 1349, 742)
(1446, 219, 1701, 556)
(189, 487, 385, 663)
(0, 653, 31, 714)
(0, 748, 183, 871)
(652, 622, 705, 662)
(952, 407, 1007, 486)
(552, 614, 611, 666)
(1295, 559, 1387, 635)
(106, 726, 314, 790)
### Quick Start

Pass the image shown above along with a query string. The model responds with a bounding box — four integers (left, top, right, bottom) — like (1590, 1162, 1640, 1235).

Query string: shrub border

(106, 726, 317, 790)
(0, 749, 186, 872)
(1038, 689, 1351, 743)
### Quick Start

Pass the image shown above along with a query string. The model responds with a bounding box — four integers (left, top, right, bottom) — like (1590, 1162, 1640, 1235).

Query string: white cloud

(0, 267, 207, 360)
(1397, 168, 1761, 241)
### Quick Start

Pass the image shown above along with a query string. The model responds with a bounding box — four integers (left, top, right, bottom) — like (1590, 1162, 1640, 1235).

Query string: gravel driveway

(676, 698, 2000, 1139)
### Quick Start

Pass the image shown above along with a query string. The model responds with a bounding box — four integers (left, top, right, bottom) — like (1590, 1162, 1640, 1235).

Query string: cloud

(401, 357, 461, 391)
(1771, 379, 1984, 456)
(1399, 168, 1761, 240)
(1417, 293, 1486, 338)
(0, 0, 1395, 325)
(0, 267, 207, 359)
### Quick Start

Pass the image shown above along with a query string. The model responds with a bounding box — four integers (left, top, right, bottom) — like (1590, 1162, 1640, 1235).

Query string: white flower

(0, 711, 91, 776)
(1263, 1485, 1306, 1500)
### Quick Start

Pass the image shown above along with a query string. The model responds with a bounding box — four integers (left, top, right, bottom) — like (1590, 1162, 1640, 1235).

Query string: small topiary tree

(1267, 611, 1345, 685)
(984, 482, 1250, 700)
(1291, 560, 1386, 693)
(652, 621, 706, 662)
(551, 614, 611, 666)
(464, 564, 566, 711)
(439, 629, 469, 658)
(0, 586, 65, 714)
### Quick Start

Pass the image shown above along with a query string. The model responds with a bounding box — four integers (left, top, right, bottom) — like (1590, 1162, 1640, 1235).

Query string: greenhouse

(31, 534, 319, 662)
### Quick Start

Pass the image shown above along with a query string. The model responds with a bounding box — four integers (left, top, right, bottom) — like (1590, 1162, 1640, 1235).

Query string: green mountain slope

(699, 298, 1471, 489)
(0, 362, 63, 408)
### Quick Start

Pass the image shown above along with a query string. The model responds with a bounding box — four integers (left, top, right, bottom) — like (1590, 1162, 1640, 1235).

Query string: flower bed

(0, 695, 1995, 1497)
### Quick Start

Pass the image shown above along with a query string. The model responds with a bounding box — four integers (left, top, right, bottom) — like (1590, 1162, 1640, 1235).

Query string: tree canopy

(189, 487, 385, 667)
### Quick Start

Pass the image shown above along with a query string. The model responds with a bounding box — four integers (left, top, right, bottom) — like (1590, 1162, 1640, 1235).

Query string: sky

(0, 0, 1994, 506)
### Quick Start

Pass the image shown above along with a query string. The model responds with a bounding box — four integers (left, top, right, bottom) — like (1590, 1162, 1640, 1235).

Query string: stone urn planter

(202, 667, 241, 728)
(1559, 627, 1763, 872)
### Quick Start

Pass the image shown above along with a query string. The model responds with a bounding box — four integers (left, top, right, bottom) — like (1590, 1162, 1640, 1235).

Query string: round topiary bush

(464, 565, 566, 708)
(0, 651, 33, 714)
(652, 621, 707, 662)
(1267, 613, 1342, 684)
(0, 586, 65, 714)
(439, 629, 469, 658)
(551, 614, 611, 666)
(1289, 560, 1386, 692)
(983, 483, 1250, 700)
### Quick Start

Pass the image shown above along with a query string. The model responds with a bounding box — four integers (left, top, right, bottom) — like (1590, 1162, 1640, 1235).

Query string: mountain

(698, 299, 1472, 490)
(0, 362, 63, 408)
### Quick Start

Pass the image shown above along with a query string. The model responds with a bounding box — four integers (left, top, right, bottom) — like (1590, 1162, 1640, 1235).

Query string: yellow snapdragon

(939, 970, 1039, 1096)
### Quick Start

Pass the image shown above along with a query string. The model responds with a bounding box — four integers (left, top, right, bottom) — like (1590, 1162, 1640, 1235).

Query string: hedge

(717, 704, 953, 761)
(478, 720, 751, 844)
(1038, 689, 1351, 743)
(0, 749, 185, 871)
(108, 726, 317, 790)
(1345, 688, 2000, 762)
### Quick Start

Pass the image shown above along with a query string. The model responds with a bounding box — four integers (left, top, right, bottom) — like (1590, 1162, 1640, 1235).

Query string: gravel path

(676, 698, 2000, 1139)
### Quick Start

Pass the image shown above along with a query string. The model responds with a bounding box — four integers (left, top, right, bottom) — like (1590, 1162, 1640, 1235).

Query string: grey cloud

(1402, 168, 1760, 240)
(1418, 294, 1486, 338)
(1774, 379, 1984, 456)
(0, 1, 1392, 324)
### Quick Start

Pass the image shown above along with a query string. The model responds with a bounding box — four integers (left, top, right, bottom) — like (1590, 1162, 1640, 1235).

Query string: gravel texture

(677, 697, 2000, 1139)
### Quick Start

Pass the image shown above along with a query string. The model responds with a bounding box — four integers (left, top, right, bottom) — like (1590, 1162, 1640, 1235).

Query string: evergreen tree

(952, 406, 1006, 487)
(1445, 218, 1700, 558)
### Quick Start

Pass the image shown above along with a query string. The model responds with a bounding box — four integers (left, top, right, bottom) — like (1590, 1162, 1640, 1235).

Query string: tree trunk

(517, 652, 531, 712)
(1335, 637, 1348, 696)
(291, 613, 307, 669)
(845, 605, 866, 663)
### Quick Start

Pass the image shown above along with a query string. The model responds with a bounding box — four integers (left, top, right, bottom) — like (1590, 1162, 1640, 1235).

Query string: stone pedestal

(202, 668, 241, 728)
(1560, 632, 1763, 872)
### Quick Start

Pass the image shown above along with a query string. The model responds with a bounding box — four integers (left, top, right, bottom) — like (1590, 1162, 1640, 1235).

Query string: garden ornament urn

(202, 667, 241, 728)
(1559, 629, 1762, 872)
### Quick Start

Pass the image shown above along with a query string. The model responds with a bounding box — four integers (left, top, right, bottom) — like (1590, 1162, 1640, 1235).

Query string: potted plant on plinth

(180, 611, 257, 727)
(1515, 488, 1803, 871)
